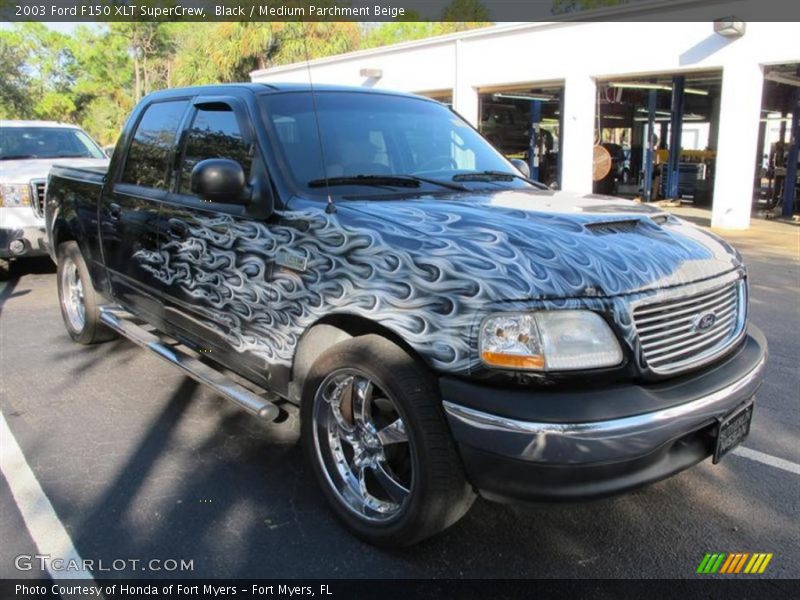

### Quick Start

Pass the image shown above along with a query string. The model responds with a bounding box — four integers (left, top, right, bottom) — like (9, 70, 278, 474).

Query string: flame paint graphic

(133, 199, 740, 374)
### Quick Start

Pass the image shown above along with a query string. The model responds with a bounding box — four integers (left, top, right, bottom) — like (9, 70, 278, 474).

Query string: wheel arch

(290, 313, 431, 403)
(52, 219, 77, 253)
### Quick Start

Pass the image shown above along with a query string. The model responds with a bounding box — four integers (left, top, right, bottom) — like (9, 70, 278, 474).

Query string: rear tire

(300, 335, 475, 547)
(0, 258, 10, 281)
(57, 241, 116, 344)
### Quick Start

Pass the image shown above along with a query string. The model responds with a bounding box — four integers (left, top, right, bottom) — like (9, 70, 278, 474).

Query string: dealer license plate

(713, 402, 753, 464)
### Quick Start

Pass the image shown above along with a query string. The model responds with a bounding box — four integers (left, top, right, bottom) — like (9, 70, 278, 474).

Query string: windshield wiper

(309, 174, 468, 192)
(309, 175, 421, 189)
(453, 170, 548, 190)
(406, 174, 469, 191)
(0, 154, 38, 160)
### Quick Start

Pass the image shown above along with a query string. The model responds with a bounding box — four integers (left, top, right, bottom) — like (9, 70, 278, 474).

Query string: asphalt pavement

(0, 211, 798, 580)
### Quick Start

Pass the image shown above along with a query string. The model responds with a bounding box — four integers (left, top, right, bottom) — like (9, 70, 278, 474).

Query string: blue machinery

(640, 76, 686, 202)
(782, 86, 800, 218)
(665, 76, 686, 200)
(527, 99, 542, 181)
(642, 89, 657, 202)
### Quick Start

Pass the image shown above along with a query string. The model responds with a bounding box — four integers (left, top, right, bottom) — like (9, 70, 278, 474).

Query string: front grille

(30, 180, 46, 217)
(633, 280, 744, 374)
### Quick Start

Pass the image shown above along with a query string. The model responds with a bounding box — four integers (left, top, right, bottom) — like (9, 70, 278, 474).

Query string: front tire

(300, 335, 475, 547)
(57, 241, 116, 344)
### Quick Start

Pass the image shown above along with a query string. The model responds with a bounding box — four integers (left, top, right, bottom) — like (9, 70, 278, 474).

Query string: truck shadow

(6, 256, 56, 278)
(0, 277, 20, 317)
(0, 257, 54, 315)
(64, 370, 796, 579)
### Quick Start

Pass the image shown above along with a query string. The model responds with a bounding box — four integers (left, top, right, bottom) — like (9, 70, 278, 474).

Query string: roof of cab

(0, 120, 84, 128)
(143, 82, 436, 102)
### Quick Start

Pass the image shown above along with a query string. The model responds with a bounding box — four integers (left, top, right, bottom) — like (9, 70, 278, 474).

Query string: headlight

(479, 310, 623, 371)
(0, 184, 32, 207)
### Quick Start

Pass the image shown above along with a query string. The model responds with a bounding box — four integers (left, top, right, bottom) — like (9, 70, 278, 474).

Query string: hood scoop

(586, 213, 670, 235)
(586, 219, 641, 235)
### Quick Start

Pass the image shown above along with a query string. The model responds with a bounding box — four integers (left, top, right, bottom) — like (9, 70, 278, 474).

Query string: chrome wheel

(60, 255, 85, 332)
(312, 369, 412, 522)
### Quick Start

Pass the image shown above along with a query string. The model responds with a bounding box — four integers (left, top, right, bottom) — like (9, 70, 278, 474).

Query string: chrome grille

(30, 180, 46, 217)
(633, 280, 744, 374)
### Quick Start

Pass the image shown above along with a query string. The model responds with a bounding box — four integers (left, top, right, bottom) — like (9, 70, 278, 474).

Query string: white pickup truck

(0, 120, 108, 278)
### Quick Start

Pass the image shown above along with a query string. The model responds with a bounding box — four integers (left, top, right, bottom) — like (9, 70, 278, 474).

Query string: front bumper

(0, 208, 48, 258)
(0, 225, 49, 258)
(442, 325, 768, 502)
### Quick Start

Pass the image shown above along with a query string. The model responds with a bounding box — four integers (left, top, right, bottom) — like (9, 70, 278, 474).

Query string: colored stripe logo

(696, 552, 773, 574)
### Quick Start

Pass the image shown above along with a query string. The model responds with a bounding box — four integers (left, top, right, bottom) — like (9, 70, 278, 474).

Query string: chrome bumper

(444, 353, 766, 466)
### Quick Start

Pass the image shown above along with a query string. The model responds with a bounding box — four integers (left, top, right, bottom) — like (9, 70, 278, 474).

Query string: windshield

(0, 127, 106, 160)
(259, 91, 533, 195)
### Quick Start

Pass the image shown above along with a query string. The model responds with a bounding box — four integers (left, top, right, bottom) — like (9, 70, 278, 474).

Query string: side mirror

(191, 158, 248, 204)
(510, 158, 531, 178)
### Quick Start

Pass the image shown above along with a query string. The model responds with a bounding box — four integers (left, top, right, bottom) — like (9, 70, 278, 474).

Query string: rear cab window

(177, 103, 253, 197)
(120, 100, 189, 190)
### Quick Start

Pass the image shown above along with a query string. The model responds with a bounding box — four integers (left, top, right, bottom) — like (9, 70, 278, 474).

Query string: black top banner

(3, 0, 800, 23)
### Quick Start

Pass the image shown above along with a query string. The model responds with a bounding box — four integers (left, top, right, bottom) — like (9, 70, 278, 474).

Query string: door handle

(168, 218, 189, 240)
(108, 203, 122, 220)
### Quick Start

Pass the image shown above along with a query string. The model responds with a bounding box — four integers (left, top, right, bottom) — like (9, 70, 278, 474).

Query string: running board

(99, 306, 280, 422)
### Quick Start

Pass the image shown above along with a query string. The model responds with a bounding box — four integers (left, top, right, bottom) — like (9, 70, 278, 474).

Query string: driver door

(154, 95, 278, 389)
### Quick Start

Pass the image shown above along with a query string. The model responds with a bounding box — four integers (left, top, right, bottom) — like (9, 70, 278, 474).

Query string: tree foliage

(0, 32, 31, 118)
(0, 16, 493, 144)
(551, 0, 629, 14)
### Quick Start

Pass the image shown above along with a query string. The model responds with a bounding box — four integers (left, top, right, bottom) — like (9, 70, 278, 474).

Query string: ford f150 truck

(46, 84, 767, 546)
(0, 120, 107, 278)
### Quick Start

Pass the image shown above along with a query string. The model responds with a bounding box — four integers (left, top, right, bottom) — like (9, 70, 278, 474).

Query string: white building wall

(252, 20, 800, 229)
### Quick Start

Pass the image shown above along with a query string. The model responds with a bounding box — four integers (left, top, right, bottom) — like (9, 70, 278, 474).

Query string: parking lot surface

(0, 211, 798, 579)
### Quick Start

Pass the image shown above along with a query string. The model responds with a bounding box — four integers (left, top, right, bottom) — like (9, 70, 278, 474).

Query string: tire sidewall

(300, 336, 460, 547)
(57, 242, 98, 344)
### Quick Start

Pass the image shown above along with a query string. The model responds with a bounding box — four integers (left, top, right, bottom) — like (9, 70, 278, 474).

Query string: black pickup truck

(46, 84, 767, 546)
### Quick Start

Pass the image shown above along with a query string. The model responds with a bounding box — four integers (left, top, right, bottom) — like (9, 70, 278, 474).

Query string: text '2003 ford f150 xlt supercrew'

(46, 84, 767, 546)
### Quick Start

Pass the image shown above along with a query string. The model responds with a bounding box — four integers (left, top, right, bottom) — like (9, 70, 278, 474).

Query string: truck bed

(49, 163, 108, 184)
(45, 164, 108, 262)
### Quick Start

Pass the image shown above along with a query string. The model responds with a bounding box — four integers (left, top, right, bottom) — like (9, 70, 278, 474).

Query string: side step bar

(99, 306, 280, 422)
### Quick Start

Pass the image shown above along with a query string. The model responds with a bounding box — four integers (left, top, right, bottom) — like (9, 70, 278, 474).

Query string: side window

(178, 104, 252, 195)
(121, 100, 188, 189)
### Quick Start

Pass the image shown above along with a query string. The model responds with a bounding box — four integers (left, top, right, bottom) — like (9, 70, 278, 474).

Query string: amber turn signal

(481, 351, 545, 370)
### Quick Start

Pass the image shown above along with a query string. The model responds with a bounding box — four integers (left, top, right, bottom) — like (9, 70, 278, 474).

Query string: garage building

(251, 10, 800, 229)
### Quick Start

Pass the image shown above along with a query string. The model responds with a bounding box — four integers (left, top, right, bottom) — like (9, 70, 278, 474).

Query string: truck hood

(342, 188, 742, 299)
(0, 157, 109, 184)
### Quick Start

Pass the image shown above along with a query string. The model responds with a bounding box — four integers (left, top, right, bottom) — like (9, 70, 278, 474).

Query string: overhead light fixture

(765, 71, 800, 88)
(359, 68, 383, 79)
(636, 108, 672, 116)
(492, 92, 554, 102)
(634, 114, 705, 122)
(608, 82, 708, 96)
(714, 17, 746, 38)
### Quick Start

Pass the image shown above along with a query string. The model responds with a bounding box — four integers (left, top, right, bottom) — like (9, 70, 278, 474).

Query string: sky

(44, 22, 85, 34)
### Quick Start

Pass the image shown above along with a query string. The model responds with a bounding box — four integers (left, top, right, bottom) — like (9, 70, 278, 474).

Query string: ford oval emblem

(694, 312, 717, 332)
